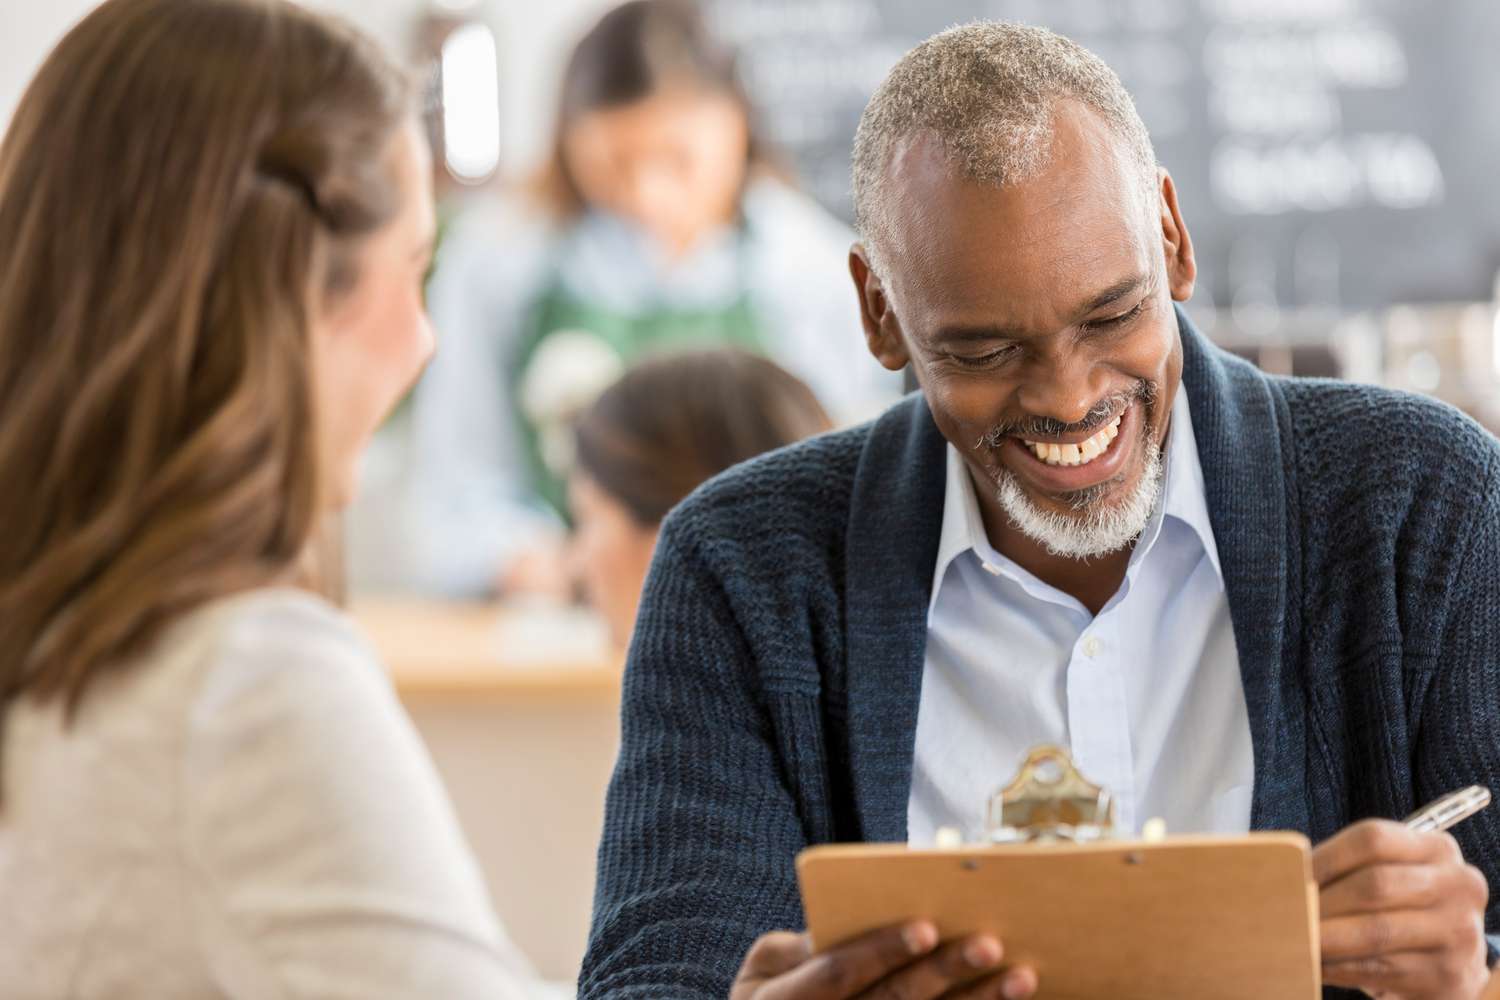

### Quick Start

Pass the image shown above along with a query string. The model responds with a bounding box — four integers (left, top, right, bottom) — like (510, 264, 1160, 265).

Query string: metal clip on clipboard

(984, 744, 1117, 844)
(931, 744, 1121, 847)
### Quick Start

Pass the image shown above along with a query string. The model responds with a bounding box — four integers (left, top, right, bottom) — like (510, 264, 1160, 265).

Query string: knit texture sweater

(580, 308, 1500, 999)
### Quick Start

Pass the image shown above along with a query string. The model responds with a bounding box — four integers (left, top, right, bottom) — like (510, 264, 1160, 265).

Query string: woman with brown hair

(410, 0, 894, 599)
(569, 348, 832, 648)
(0, 1, 533, 995)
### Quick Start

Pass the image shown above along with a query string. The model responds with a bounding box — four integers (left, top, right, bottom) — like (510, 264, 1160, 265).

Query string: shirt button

(1082, 636, 1102, 658)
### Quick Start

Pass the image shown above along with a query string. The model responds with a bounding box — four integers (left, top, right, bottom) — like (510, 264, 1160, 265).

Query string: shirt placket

(1065, 611, 1136, 833)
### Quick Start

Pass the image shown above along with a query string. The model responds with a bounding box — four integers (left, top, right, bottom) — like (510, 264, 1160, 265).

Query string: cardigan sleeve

(1412, 449, 1500, 949)
(579, 518, 810, 999)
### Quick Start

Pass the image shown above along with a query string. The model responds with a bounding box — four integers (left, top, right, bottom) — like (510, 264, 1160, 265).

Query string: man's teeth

(1027, 416, 1121, 467)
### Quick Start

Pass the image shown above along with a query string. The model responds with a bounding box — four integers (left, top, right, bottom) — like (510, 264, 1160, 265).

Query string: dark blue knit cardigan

(580, 308, 1500, 999)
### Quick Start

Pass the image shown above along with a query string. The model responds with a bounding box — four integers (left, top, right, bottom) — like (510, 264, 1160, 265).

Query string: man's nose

(1013, 351, 1105, 430)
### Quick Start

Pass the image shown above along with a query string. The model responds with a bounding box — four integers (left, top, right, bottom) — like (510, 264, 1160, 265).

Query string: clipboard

(797, 746, 1321, 999)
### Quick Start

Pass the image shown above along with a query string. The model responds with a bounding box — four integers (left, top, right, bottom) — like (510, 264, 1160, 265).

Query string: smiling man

(580, 23, 1500, 1000)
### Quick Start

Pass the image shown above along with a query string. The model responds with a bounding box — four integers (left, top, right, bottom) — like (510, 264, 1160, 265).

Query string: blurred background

(7, 0, 1500, 987)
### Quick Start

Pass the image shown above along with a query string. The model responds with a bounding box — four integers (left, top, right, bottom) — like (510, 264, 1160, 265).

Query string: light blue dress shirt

(908, 389, 1254, 843)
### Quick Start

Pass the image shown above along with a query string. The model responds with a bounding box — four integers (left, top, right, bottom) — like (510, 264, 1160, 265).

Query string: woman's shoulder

(42, 587, 383, 736)
(168, 589, 539, 997)
(174, 587, 397, 741)
(188, 584, 359, 634)
(176, 588, 485, 920)
(184, 587, 375, 673)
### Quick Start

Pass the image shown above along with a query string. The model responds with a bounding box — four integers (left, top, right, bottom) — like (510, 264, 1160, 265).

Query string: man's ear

(1156, 168, 1197, 303)
(849, 244, 911, 372)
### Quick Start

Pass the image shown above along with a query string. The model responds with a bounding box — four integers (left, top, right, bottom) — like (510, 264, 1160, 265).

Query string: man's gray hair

(851, 22, 1158, 278)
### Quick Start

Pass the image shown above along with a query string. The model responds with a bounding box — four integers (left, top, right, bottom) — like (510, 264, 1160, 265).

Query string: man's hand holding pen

(1316, 787, 1494, 999)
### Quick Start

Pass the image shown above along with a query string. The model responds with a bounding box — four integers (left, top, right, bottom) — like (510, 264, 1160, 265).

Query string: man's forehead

(883, 110, 1152, 326)
(888, 100, 1143, 209)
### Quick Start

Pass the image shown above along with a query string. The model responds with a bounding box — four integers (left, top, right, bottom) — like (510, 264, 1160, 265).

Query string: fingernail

(1002, 968, 1036, 999)
(902, 922, 937, 955)
(963, 936, 1001, 968)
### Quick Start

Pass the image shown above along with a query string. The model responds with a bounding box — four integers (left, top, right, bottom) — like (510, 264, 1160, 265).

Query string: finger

(920, 961, 1038, 1000)
(738, 931, 813, 981)
(758, 922, 937, 1000)
(939, 972, 1010, 1000)
(858, 934, 1002, 1000)
(1312, 820, 1453, 886)
(1322, 949, 1441, 993)
(1320, 908, 1458, 961)
(942, 959, 1038, 1000)
(1319, 863, 1441, 919)
(1323, 946, 1488, 998)
(999, 965, 1040, 999)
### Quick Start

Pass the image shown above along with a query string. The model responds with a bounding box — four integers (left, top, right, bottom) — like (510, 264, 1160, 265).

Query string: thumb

(737, 930, 814, 982)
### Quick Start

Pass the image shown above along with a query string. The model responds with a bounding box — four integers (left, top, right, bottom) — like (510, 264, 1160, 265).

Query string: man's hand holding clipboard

(730, 923, 1037, 1000)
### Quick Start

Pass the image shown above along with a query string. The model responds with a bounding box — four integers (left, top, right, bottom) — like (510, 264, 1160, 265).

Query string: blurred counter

(355, 598, 623, 699)
(352, 598, 624, 985)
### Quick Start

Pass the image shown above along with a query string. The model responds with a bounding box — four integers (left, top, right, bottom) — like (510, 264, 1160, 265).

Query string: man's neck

(971, 472, 1134, 617)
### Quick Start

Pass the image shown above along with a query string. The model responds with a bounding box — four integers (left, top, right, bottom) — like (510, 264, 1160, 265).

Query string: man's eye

(1085, 299, 1148, 331)
(948, 346, 1017, 369)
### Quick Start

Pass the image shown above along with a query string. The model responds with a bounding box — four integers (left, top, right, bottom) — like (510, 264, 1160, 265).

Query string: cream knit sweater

(0, 588, 538, 999)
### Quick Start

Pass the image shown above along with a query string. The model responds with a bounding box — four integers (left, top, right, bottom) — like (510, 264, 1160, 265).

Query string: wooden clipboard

(797, 833, 1321, 999)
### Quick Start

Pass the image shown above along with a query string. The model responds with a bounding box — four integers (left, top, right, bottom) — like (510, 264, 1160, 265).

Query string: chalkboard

(707, 0, 1500, 310)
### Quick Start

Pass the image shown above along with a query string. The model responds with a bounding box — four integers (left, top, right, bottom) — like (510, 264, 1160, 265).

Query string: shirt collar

(1159, 385, 1223, 580)
(927, 388, 1223, 620)
(929, 436, 994, 619)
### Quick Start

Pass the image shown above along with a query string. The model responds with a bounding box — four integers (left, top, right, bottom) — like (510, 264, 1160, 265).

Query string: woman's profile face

(563, 89, 749, 255)
(567, 471, 659, 649)
(313, 120, 437, 509)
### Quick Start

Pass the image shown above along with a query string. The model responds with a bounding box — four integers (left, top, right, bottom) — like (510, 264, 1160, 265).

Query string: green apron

(508, 247, 765, 517)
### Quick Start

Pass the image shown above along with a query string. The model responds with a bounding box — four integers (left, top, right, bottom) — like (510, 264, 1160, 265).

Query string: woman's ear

(849, 245, 911, 372)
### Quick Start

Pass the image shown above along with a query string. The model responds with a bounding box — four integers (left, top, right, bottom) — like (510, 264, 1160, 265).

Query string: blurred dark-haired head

(536, 0, 777, 254)
(569, 348, 831, 644)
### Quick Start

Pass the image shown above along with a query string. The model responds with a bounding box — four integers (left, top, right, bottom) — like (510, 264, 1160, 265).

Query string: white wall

(0, 0, 621, 177)
(0, 1, 94, 127)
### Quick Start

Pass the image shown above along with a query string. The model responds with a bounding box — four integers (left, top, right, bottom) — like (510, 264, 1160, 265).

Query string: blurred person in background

(0, 1, 539, 996)
(569, 348, 832, 648)
(411, 0, 895, 600)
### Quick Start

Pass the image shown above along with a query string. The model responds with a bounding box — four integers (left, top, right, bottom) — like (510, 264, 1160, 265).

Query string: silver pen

(1403, 785, 1492, 834)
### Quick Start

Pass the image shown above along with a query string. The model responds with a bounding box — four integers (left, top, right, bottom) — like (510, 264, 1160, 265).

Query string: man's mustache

(979, 379, 1158, 446)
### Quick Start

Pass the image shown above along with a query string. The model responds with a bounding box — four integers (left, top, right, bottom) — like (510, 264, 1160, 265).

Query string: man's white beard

(995, 438, 1164, 560)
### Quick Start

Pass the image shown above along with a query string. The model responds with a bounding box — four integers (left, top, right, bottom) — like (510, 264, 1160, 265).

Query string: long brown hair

(532, 0, 780, 218)
(574, 348, 832, 526)
(0, 0, 410, 735)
